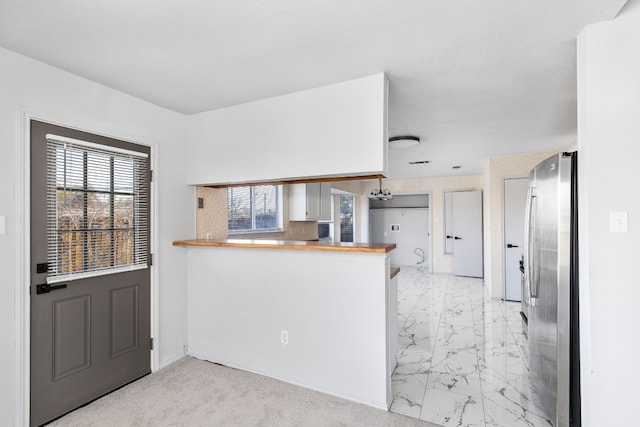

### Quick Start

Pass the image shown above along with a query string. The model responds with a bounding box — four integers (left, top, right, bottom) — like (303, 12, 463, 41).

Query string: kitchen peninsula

(173, 238, 397, 409)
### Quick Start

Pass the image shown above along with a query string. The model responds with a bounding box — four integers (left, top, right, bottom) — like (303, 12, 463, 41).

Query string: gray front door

(30, 121, 151, 426)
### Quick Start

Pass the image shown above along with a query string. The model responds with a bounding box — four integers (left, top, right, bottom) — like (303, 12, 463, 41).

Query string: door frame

(331, 189, 357, 243)
(501, 175, 528, 301)
(14, 107, 159, 426)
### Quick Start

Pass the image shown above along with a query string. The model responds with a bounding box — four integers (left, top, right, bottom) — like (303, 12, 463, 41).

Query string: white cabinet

(388, 267, 399, 376)
(289, 183, 332, 221)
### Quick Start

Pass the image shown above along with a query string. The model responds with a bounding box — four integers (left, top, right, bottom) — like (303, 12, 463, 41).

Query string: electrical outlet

(281, 330, 289, 345)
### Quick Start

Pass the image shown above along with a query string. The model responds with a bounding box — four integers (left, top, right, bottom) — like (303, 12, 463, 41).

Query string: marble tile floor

(389, 267, 552, 427)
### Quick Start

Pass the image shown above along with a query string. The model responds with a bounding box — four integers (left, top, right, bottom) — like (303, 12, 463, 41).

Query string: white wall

(186, 247, 391, 409)
(578, 2, 640, 425)
(359, 194, 371, 243)
(0, 47, 193, 425)
(482, 164, 493, 296)
(370, 208, 430, 267)
(186, 74, 388, 185)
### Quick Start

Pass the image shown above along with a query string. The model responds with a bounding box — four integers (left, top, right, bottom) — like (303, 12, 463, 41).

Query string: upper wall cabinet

(186, 74, 388, 186)
(289, 182, 331, 221)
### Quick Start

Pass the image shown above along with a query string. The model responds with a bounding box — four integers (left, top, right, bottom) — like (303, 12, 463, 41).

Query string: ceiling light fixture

(369, 178, 393, 201)
(389, 135, 420, 149)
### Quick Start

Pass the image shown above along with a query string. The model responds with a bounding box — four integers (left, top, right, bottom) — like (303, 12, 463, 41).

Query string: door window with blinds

(46, 134, 150, 283)
(227, 185, 283, 233)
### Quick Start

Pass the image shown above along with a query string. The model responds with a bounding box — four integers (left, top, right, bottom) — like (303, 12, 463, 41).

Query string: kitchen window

(227, 185, 283, 233)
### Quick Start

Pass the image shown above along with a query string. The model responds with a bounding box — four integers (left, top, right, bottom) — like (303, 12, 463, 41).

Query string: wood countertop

(172, 239, 396, 253)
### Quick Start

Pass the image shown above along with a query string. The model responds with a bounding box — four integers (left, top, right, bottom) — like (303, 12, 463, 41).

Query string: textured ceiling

(0, 0, 627, 179)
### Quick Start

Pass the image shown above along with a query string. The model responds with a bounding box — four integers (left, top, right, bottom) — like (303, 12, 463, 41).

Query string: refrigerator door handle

(524, 187, 532, 302)
(527, 189, 539, 306)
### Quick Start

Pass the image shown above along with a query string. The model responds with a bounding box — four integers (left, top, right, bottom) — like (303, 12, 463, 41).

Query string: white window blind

(227, 185, 282, 233)
(46, 134, 149, 283)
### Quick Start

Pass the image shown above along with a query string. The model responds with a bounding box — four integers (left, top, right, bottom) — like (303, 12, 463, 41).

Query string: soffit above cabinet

(187, 74, 388, 186)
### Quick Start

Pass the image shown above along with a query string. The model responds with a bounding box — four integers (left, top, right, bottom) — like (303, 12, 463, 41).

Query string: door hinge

(149, 254, 153, 266)
(149, 170, 153, 182)
(150, 338, 154, 350)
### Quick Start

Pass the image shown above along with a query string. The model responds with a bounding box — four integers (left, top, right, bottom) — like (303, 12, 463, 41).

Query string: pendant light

(369, 178, 393, 201)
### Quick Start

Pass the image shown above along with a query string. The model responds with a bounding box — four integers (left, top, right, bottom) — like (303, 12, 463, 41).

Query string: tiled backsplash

(286, 221, 319, 241)
(195, 186, 228, 240)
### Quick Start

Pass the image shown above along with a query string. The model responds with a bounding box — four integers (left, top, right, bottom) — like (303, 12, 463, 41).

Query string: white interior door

(503, 177, 529, 301)
(452, 191, 483, 277)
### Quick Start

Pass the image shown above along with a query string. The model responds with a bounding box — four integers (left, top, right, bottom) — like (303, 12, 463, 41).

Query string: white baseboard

(157, 353, 186, 371)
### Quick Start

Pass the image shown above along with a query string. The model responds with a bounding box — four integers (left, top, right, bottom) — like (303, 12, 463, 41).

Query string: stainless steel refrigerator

(523, 152, 580, 427)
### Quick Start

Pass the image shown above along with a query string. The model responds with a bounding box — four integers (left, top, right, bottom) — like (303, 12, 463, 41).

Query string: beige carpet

(50, 357, 438, 427)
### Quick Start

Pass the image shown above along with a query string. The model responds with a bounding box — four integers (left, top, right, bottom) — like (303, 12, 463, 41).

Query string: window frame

(46, 134, 150, 284)
(227, 184, 284, 235)
(339, 194, 355, 243)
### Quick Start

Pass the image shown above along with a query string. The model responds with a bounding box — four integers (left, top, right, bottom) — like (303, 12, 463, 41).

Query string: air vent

(452, 165, 462, 169)
(408, 160, 431, 165)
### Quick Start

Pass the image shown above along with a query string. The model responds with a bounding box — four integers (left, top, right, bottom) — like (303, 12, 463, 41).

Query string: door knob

(36, 262, 50, 273)
(446, 235, 453, 239)
(507, 243, 519, 248)
(454, 236, 462, 240)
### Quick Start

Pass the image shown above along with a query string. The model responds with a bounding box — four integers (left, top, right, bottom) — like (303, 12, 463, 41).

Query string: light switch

(610, 211, 628, 233)
(0, 216, 5, 235)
